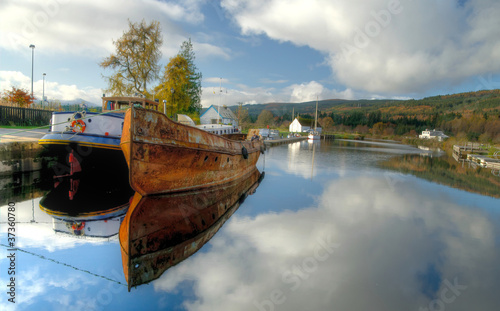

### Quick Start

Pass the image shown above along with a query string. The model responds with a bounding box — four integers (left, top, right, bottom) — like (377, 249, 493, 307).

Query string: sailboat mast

(217, 78, 221, 124)
(314, 96, 318, 130)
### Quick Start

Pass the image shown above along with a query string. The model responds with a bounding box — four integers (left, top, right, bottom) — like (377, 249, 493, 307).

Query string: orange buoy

(71, 119, 86, 133)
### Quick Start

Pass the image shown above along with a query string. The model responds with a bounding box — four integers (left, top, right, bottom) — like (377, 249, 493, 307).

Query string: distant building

(419, 129, 449, 141)
(200, 105, 238, 127)
(289, 118, 322, 133)
(289, 118, 302, 132)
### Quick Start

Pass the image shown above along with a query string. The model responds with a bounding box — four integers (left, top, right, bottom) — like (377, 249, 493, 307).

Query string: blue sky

(1, 0, 500, 107)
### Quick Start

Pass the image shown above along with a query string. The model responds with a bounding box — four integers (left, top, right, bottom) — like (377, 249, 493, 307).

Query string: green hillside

(232, 89, 500, 143)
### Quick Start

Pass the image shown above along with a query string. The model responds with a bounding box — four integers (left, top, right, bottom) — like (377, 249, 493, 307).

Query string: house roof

(200, 105, 237, 120)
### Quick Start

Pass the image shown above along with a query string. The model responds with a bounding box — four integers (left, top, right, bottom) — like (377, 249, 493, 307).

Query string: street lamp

(170, 87, 174, 118)
(29, 44, 35, 99)
(42, 73, 46, 107)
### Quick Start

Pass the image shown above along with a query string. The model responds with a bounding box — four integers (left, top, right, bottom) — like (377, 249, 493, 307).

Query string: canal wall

(0, 141, 52, 205)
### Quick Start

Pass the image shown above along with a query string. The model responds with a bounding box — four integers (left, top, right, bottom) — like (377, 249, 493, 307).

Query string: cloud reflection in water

(153, 175, 500, 311)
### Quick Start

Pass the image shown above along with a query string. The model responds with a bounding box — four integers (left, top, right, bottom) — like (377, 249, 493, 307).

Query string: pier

(452, 143, 500, 175)
(263, 136, 307, 146)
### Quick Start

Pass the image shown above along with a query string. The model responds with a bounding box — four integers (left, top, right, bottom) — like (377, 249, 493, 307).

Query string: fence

(0, 106, 52, 126)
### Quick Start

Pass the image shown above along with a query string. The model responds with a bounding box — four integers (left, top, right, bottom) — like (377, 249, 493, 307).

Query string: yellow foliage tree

(100, 19, 163, 96)
(154, 55, 191, 116)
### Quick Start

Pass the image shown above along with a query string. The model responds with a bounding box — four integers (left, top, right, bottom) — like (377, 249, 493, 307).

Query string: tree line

(236, 90, 500, 144)
(100, 19, 202, 118)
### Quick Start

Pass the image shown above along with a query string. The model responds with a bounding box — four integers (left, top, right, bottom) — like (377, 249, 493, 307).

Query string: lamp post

(170, 87, 174, 118)
(29, 44, 35, 99)
(42, 73, 46, 107)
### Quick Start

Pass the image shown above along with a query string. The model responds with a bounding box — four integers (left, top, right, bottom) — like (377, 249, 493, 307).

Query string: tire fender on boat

(242, 147, 249, 159)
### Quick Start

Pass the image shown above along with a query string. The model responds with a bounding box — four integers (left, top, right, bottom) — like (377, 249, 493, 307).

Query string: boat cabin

(102, 96, 159, 113)
(196, 123, 237, 135)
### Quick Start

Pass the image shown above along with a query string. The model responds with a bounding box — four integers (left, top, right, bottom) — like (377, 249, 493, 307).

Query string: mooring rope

(0, 243, 127, 287)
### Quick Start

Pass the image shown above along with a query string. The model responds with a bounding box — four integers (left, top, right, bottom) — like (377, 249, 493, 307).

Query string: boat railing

(102, 96, 159, 113)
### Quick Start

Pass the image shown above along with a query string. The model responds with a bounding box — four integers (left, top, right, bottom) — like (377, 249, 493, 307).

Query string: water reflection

(0, 147, 53, 206)
(35, 152, 134, 238)
(380, 153, 500, 198)
(152, 173, 500, 311)
(120, 168, 264, 290)
(1, 140, 499, 311)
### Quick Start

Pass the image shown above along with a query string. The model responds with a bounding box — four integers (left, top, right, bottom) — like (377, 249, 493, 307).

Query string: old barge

(119, 168, 263, 290)
(120, 106, 264, 195)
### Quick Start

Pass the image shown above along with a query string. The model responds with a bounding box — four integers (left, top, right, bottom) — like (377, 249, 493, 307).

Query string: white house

(289, 118, 302, 133)
(419, 129, 449, 141)
(289, 118, 322, 133)
(200, 105, 238, 127)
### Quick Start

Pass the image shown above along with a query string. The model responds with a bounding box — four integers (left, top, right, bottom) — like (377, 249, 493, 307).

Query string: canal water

(1, 139, 499, 311)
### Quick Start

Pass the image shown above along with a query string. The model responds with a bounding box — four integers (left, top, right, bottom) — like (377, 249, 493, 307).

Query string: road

(0, 127, 48, 143)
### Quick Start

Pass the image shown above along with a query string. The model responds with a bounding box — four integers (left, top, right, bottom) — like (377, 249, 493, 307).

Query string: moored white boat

(308, 97, 321, 140)
(308, 131, 320, 140)
(39, 96, 159, 152)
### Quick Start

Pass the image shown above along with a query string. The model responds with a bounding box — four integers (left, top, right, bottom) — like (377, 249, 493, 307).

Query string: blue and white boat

(39, 96, 159, 152)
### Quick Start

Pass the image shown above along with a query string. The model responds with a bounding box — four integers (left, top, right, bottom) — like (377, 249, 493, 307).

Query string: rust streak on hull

(120, 107, 263, 195)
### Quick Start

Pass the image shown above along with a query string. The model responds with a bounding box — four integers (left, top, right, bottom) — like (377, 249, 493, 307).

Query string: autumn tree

(179, 38, 202, 113)
(154, 55, 191, 116)
(100, 19, 163, 96)
(4, 87, 34, 107)
(371, 122, 386, 136)
(237, 102, 252, 130)
(256, 110, 274, 127)
(320, 116, 334, 131)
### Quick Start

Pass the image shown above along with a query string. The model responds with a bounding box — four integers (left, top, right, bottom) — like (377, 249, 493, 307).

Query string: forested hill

(233, 89, 500, 119)
(236, 99, 390, 118)
(231, 89, 500, 143)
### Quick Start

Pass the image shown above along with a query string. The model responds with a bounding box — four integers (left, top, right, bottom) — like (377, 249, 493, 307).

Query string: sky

(1, 0, 500, 108)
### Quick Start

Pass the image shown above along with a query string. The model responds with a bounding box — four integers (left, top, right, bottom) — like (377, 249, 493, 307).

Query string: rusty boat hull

(119, 168, 263, 290)
(120, 107, 264, 195)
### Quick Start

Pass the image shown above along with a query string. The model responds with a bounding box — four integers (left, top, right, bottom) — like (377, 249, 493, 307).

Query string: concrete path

(0, 128, 48, 143)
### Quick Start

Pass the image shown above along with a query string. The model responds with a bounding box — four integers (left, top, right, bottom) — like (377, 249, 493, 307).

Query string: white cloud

(286, 81, 354, 102)
(222, 0, 500, 95)
(152, 175, 500, 311)
(201, 79, 355, 107)
(201, 81, 278, 107)
(0, 71, 102, 104)
(0, 0, 224, 59)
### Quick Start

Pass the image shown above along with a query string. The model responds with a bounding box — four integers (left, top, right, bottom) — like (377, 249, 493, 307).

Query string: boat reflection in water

(39, 151, 134, 238)
(120, 168, 264, 291)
